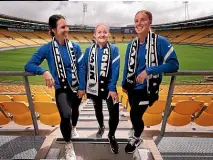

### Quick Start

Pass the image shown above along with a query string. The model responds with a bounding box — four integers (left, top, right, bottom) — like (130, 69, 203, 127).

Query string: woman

(25, 15, 85, 160)
(82, 24, 120, 154)
(122, 10, 179, 154)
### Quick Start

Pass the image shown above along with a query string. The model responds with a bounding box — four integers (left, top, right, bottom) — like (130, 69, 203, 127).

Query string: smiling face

(52, 18, 69, 40)
(134, 11, 151, 36)
(94, 24, 110, 44)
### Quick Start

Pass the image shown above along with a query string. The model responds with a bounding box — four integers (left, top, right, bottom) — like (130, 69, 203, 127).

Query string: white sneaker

(71, 127, 79, 138)
(65, 142, 76, 160)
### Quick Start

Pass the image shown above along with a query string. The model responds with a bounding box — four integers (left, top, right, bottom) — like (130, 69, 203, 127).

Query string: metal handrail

(1, 71, 213, 136)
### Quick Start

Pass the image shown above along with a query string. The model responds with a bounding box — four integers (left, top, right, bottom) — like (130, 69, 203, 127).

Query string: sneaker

(125, 136, 142, 154)
(71, 127, 79, 138)
(96, 126, 105, 138)
(108, 135, 119, 154)
(65, 142, 76, 160)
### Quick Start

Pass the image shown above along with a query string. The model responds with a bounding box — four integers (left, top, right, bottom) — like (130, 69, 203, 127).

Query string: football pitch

(0, 43, 213, 85)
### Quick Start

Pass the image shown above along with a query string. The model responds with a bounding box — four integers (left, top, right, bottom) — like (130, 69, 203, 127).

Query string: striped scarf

(52, 37, 79, 92)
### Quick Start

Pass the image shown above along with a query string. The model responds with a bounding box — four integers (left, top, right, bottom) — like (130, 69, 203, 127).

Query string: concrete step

(81, 108, 108, 111)
(46, 138, 153, 160)
(78, 117, 128, 121)
(76, 121, 132, 129)
(80, 110, 109, 115)
(79, 113, 108, 116)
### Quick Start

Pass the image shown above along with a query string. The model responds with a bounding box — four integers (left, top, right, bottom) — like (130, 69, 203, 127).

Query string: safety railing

(1, 71, 213, 136)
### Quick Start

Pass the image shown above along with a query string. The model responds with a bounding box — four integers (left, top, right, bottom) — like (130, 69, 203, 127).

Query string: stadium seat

(167, 101, 204, 126)
(121, 95, 128, 108)
(12, 95, 28, 103)
(0, 110, 10, 125)
(146, 100, 166, 114)
(194, 111, 213, 126)
(143, 112, 162, 126)
(142, 100, 166, 126)
(33, 102, 60, 125)
(33, 102, 58, 114)
(172, 96, 192, 103)
(33, 95, 53, 102)
(33, 92, 48, 95)
(0, 102, 33, 125)
(167, 111, 191, 126)
(0, 95, 12, 102)
(194, 96, 213, 104)
(194, 101, 213, 126)
(13, 112, 33, 125)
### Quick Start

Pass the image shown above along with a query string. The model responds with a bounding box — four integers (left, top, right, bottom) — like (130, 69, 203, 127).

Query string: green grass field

(0, 43, 213, 85)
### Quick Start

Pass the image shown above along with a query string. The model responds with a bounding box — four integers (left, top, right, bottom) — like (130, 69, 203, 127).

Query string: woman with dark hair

(122, 10, 179, 153)
(25, 15, 84, 160)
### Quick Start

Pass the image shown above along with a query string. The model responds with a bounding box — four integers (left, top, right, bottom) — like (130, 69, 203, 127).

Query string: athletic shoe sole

(108, 137, 119, 154)
(126, 140, 142, 154)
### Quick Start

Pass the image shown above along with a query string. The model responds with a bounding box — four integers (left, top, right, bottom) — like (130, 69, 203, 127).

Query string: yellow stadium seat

(0, 102, 33, 125)
(33, 95, 53, 102)
(121, 95, 128, 108)
(12, 95, 28, 103)
(194, 96, 213, 104)
(194, 111, 213, 126)
(173, 101, 204, 115)
(33, 102, 58, 114)
(167, 101, 204, 126)
(159, 95, 167, 100)
(33, 92, 47, 95)
(13, 112, 33, 125)
(48, 92, 55, 98)
(0, 111, 10, 125)
(172, 96, 192, 103)
(167, 111, 191, 126)
(0, 101, 29, 115)
(0, 95, 12, 101)
(205, 102, 213, 114)
(143, 112, 162, 126)
(34, 102, 60, 126)
(39, 112, 60, 125)
(146, 100, 166, 114)
(127, 102, 131, 112)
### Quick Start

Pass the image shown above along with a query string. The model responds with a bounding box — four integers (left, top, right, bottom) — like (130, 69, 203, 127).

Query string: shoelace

(72, 130, 77, 136)
(98, 127, 104, 134)
(129, 137, 138, 146)
(65, 146, 75, 157)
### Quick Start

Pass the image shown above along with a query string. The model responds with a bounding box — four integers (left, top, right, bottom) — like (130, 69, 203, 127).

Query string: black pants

(90, 95, 119, 136)
(128, 89, 149, 138)
(55, 88, 82, 142)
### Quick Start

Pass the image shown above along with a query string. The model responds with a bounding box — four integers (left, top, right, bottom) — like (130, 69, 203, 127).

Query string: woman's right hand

(42, 71, 55, 88)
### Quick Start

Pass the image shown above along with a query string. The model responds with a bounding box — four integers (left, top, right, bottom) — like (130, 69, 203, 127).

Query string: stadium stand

(1, 13, 213, 160)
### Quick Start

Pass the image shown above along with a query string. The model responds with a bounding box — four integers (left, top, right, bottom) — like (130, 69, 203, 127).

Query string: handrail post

(23, 75, 39, 135)
(160, 75, 176, 136)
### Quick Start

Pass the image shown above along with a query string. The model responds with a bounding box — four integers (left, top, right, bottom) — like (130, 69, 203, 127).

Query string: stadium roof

(1, 13, 213, 31)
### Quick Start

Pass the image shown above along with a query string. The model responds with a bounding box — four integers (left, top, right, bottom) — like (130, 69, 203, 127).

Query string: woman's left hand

(107, 91, 118, 104)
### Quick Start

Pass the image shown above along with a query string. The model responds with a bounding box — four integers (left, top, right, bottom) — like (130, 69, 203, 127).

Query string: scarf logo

(127, 40, 137, 80)
(88, 47, 96, 88)
(100, 50, 109, 77)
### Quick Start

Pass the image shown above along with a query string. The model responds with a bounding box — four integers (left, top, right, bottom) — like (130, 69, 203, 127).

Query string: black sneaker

(96, 126, 105, 138)
(108, 135, 119, 154)
(125, 136, 142, 154)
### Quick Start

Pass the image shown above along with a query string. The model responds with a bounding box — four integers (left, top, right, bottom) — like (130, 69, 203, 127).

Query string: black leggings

(90, 95, 119, 136)
(128, 89, 149, 138)
(55, 88, 82, 142)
